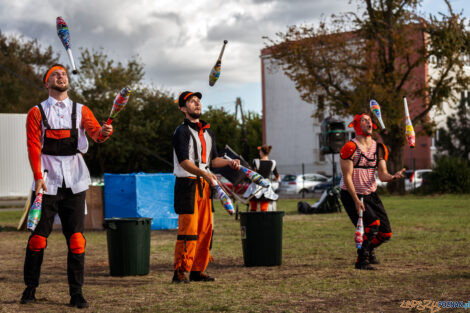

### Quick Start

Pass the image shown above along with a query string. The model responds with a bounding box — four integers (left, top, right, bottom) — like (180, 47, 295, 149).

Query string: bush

(419, 156, 470, 194)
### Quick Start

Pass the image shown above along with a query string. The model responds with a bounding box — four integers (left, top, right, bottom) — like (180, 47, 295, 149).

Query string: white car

(278, 173, 328, 195)
(405, 169, 432, 191)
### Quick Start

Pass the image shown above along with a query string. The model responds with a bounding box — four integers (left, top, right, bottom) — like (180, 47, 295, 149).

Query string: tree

(73, 48, 181, 176)
(202, 106, 242, 156)
(202, 107, 262, 163)
(265, 0, 469, 192)
(0, 31, 57, 113)
(421, 156, 470, 194)
(0, 31, 263, 176)
(435, 92, 470, 160)
(244, 112, 263, 162)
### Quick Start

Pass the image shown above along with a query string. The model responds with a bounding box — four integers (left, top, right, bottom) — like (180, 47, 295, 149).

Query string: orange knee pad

(69, 232, 86, 254)
(28, 234, 47, 252)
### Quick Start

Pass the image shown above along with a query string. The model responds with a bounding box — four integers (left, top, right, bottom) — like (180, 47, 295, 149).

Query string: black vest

(38, 102, 79, 156)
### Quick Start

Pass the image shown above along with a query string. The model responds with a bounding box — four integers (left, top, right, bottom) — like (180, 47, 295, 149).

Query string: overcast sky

(0, 0, 468, 114)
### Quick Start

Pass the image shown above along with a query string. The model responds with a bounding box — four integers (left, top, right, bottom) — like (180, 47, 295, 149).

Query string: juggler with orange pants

(172, 91, 240, 283)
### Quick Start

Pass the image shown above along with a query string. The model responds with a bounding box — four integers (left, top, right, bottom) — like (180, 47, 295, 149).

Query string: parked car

(404, 169, 432, 191)
(313, 175, 342, 193)
(216, 175, 250, 195)
(278, 173, 328, 195)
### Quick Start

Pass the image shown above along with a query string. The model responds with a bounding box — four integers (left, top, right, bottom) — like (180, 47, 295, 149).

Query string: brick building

(260, 32, 470, 176)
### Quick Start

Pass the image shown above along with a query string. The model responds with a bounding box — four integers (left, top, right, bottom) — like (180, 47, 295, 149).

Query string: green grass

(0, 194, 469, 312)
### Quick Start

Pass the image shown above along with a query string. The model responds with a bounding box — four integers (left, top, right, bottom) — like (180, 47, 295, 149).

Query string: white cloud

(0, 0, 467, 112)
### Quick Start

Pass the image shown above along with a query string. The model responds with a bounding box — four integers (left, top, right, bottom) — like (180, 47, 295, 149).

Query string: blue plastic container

(104, 173, 178, 230)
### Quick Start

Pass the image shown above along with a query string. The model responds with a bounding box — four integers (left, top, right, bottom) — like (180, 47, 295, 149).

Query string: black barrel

(239, 211, 284, 266)
(103, 218, 152, 276)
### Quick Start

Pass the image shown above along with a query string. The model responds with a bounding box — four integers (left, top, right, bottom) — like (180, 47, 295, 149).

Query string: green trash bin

(103, 218, 152, 276)
(239, 211, 284, 266)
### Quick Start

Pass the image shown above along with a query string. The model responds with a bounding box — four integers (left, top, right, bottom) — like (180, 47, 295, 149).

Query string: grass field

(0, 195, 469, 312)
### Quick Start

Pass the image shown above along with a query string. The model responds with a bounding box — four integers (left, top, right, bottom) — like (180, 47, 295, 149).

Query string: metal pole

(332, 153, 336, 180)
(302, 163, 305, 199)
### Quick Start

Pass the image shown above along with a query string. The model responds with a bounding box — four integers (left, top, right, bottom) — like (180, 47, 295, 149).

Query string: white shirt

(172, 122, 214, 178)
(32, 97, 92, 195)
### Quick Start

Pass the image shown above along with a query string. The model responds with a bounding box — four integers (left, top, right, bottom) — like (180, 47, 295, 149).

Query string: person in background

(243, 145, 280, 211)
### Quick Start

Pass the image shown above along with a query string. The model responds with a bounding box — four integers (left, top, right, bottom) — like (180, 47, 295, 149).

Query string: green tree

(420, 156, 470, 194)
(265, 0, 469, 192)
(0, 31, 57, 113)
(202, 106, 242, 156)
(244, 112, 263, 162)
(72, 48, 181, 176)
(201, 107, 262, 164)
(435, 92, 470, 160)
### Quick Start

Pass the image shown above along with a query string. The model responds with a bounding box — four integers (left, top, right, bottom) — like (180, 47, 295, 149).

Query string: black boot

(20, 286, 36, 304)
(355, 248, 376, 270)
(190, 271, 215, 282)
(172, 269, 190, 283)
(368, 248, 380, 264)
(69, 294, 89, 309)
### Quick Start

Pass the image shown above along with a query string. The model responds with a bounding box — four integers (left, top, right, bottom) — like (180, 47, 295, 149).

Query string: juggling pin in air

(27, 170, 48, 232)
(224, 155, 270, 188)
(56, 17, 78, 74)
(370, 99, 386, 130)
(209, 40, 228, 86)
(354, 198, 364, 249)
(403, 96, 416, 148)
(98, 87, 131, 141)
(212, 180, 234, 214)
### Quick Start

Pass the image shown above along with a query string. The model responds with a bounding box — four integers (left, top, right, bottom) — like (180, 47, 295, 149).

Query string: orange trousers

(174, 179, 213, 272)
(250, 200, 269, 212)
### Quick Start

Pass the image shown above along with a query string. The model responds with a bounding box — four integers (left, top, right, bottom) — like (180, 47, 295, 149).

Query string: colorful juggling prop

(370, 99, 386, 130)
(98, 87, 131, 141)
(354, 199, 364, 249)
(56, 17, 78, 74)
(212, 180, 234, 214)
(27, 170, 48, 232)
(224, 155, 270, 188)
(209, 40, 228, 86)
(403, 96, 416, 148)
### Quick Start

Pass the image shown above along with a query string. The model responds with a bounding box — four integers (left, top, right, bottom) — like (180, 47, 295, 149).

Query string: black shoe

(355, 259, 377, 270)
(172, 269, 190, 283)
(20, 286, 36, 304)
(369, 249, 380, 264)
(69, 294, 89, 309)
(189, 271, 215, 282)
